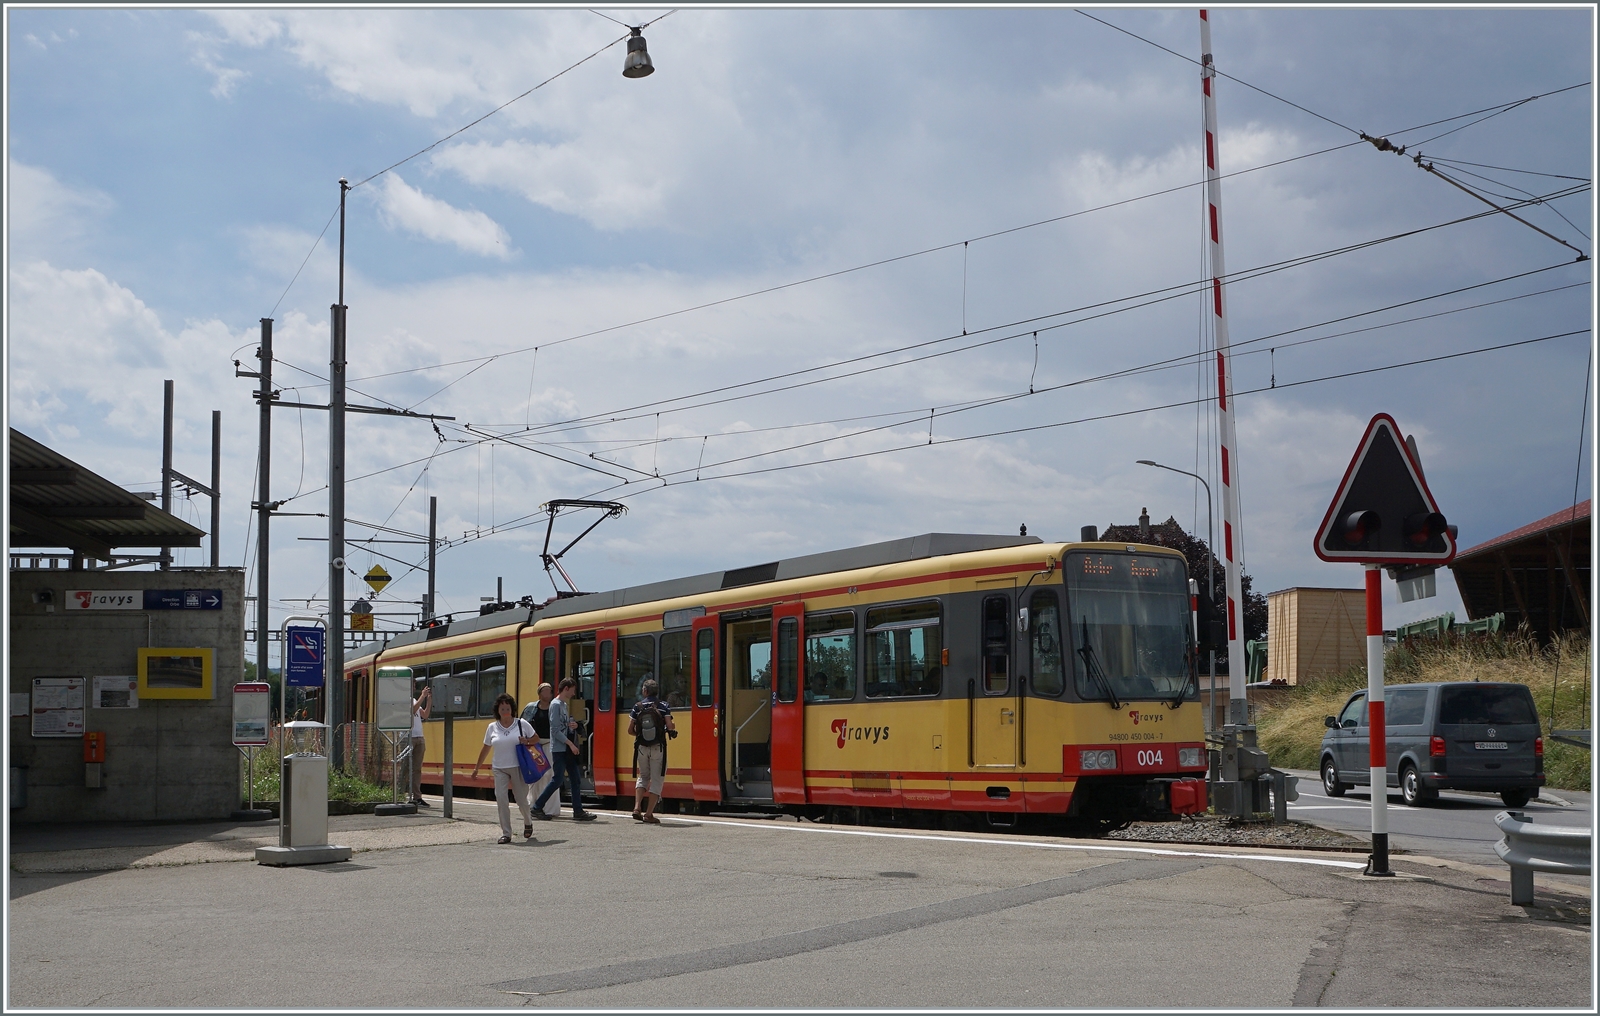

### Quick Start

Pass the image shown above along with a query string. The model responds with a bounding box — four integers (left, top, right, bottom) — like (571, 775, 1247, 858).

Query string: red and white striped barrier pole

(1199, 10, 1248, 724)
(1365, 564, 1393, 875)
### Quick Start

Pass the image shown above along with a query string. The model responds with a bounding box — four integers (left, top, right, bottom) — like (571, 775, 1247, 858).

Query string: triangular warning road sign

(1314, 413, 1455, 564)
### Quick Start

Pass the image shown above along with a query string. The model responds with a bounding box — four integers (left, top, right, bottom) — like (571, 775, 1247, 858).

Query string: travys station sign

(65, 589, 224, 610)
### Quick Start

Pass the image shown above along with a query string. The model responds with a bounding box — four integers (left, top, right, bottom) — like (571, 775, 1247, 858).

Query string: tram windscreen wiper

(1077, 617, 1122, 710)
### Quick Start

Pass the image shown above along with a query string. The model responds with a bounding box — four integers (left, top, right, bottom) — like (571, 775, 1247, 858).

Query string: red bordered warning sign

(1314, 413, 1455, 565)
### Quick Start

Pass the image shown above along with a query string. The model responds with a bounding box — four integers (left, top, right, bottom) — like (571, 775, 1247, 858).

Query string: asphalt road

(1285, 769, 1592, 874)
(7, 801, 1591, 1009)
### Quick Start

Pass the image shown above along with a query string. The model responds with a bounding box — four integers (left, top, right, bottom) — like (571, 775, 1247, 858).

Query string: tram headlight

(1178, 747, 1202, 768)
(1079, 749, 1118, 770)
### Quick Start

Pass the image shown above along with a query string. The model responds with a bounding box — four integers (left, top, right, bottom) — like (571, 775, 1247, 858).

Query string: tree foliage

(1100, 513, 1269, 655)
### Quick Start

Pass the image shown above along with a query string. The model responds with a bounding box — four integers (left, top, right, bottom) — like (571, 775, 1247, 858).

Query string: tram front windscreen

(1064, 551, 1192, 702)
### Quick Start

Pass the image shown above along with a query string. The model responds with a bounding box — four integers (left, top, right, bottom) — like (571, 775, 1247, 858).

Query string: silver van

(1319, 681, 1544, 807)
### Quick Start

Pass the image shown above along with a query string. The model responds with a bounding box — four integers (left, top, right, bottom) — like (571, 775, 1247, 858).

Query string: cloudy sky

(7, 6, 1594, 657)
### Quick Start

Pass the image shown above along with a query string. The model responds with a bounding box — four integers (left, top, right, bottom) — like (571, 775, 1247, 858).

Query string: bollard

(1492, 810, 1591, 906)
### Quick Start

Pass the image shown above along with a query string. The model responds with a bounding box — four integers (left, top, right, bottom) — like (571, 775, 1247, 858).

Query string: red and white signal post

(1314, 413, 1456, 875)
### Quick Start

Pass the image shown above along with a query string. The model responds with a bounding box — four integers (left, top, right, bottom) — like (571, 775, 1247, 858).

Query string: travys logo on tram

(1127, 709, 1164, 726)
(832, 719, 890, 748)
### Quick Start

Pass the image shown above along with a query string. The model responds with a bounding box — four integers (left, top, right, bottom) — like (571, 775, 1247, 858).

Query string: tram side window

(804, 611, 856, 702)
(865, 601, 942, 698)
(541, 646, 556, 688)
(1028, 591, 1066, 696)
(981, 595, 1009, 695)
(658, 630, 692, 708)
(479, 653, 507, 715)
(729, 619, 772, 690)
(565, 639, 596, 704)
(695, 628, 714, 707)
(453, 658, 481, 716)
(776, 617, 799, 703)
(618, 635, 654, 710)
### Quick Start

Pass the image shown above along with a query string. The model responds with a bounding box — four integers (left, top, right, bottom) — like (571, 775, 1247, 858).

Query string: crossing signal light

(1339, 510, 1381, 546)
(1404, 511, 1447, 547)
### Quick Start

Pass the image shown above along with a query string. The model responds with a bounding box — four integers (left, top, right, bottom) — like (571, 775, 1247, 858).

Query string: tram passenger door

(972, 594, 1017, 767)
(724, 614, 774, 798)
(592, 629, 619, 796)
(689, 615, 722, 802)
(771, 604, 806, 803)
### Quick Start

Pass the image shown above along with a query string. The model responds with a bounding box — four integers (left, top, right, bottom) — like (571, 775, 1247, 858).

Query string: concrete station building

(9, 429, 245, 823)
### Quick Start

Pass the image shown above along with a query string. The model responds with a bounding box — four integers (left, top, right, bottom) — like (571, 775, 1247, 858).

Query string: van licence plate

(1474, 741, 1508, 750)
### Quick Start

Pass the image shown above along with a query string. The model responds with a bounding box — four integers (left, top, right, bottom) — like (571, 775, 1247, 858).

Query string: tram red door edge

(593, 627, 619, 797)
(690, 613, 722, 801)
(771, 602, 806, 804)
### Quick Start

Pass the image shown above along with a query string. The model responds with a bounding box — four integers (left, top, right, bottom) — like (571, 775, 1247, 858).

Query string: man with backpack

(628, 677, 676, 824)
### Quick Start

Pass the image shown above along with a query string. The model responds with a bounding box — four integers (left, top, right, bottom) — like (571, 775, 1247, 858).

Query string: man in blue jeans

(533, 677, 597, 821)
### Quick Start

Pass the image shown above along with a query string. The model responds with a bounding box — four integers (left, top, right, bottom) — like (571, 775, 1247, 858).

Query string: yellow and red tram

(342, 532, 1209, 827)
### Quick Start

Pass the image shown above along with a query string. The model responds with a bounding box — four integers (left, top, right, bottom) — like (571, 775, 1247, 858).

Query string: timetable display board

(32, 677, 86, 738)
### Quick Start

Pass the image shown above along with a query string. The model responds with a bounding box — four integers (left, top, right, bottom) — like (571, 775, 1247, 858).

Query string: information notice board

(32, 677, 86, 737)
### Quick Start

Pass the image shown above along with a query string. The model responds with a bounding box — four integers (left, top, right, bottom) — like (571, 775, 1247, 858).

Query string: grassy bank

(1256, 631, 1591, 792)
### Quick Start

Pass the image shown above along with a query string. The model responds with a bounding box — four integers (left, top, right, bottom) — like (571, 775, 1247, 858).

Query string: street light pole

(1137, 459, 1217, 730)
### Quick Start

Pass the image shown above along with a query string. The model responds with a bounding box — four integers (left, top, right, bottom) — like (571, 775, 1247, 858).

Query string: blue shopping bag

(517, 740, 550, 784)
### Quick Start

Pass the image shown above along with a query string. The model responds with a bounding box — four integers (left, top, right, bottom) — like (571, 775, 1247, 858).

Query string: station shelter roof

(9, 428, 204, 559)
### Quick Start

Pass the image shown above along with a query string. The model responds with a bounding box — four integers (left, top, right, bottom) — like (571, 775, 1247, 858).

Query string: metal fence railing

(238, 723, 412, 803)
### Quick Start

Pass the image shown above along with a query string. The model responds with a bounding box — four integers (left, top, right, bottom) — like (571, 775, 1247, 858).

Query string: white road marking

(669, 815, 1366, 869)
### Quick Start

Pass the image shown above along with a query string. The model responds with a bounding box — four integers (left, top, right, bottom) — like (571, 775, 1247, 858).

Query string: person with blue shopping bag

(471, 693, 539, 843)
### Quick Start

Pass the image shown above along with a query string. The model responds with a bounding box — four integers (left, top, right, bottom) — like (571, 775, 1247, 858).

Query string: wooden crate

(1265, 587, 1366, 685)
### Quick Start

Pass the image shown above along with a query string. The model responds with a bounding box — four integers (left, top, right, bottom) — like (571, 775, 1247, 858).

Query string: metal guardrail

(1493, 810, 1592, 905)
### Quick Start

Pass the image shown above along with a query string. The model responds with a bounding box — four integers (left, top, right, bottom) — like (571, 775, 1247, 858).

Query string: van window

(1386, 687, 1428, 726)
(1439, 685, 1536, 725)
(1338, 694, 1366, 728)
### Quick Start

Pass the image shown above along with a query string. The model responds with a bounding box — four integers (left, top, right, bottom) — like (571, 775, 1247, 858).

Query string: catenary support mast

(1200, 9, 1248, 723)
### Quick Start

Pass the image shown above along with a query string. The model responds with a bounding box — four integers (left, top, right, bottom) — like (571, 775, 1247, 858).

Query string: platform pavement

(7, 799, 1592, 1009)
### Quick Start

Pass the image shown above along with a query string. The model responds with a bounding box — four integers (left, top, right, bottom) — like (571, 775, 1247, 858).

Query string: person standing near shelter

(521, 683, 559, 818)
(533, 677, 597, 822)
(410, 681, 431, 807)
(628, 677, 676, 824)
(471, 693, 538, 843)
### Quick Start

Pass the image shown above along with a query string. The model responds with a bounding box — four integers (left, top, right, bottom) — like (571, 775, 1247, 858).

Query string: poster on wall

(32, 677, 86, 737)
(11, 693, 30, 718)
(93, 676, 139, 709)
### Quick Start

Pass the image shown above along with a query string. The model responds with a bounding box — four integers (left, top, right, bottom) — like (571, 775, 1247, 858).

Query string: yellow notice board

(137, 648, 215, 699)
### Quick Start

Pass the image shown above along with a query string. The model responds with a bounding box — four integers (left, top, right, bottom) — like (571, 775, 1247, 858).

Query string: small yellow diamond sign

(364, 565, 391, 594)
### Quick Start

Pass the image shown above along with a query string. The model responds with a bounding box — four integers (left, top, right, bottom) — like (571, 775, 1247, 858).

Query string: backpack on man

(635, 699, 665, 746)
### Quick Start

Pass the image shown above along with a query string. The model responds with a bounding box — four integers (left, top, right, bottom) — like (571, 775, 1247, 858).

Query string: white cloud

(7, 160, 114, 261)
(373, 173, 515, 258)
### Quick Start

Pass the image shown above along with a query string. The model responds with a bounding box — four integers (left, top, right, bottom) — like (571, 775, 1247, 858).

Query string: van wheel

(1321, 758, 1347, 797)
(1399, 764, 1431, 807)
(1501, 789, 1532, 808)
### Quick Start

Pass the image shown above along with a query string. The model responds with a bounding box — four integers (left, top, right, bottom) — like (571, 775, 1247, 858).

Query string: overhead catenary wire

(450, 187, 1589, 436)
(262, 246, 1587, 514)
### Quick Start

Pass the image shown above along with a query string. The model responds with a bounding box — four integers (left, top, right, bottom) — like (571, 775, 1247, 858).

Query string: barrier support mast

(1200, 10, 1248, 722)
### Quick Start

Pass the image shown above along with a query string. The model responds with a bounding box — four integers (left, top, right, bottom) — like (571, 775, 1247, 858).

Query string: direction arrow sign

(1314, 413, 1455, 564)
(284, 626, 326, 688)
(364, 565, 391, 594)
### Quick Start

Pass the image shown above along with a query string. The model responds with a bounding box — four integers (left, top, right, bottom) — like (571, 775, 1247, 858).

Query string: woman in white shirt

(471, 693, 538, 844)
